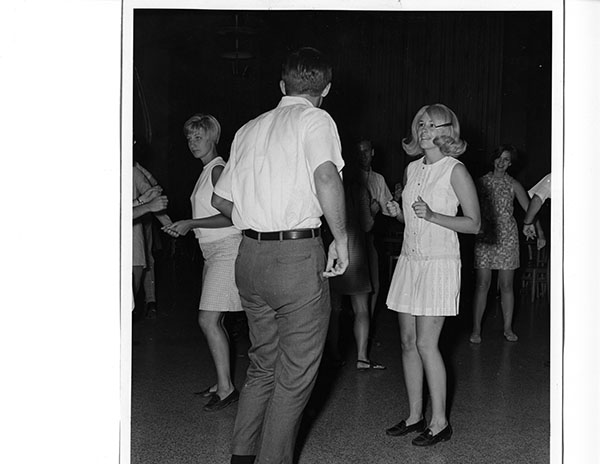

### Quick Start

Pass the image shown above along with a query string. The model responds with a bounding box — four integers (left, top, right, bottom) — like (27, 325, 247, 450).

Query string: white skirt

(198, 234, 243, 312)
(386, 254, 461, 317)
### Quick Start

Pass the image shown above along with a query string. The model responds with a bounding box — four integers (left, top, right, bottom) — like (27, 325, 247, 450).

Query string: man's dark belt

(243, 228, 320, 241)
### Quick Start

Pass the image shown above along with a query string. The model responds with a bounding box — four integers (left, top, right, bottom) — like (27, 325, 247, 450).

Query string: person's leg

(326, 290, 343, 363)
(498, 269, 518, 340)
(132, 265, 144, 301)
(198, 310, 234, 398)
(230, 238, 279, 459)
(416, 316, 448, 434)
(366, 233, 380, 320)
(142, 221, 156, 305)
(398, 313, 424, 424)
(254, 238, 330, 464)
(350, 293, 370, 364)
(471, 268, 492, 341)
(142, 263, 156, 301)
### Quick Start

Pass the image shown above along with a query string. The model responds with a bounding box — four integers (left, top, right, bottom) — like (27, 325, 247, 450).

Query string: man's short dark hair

(281, 47, 332, 97)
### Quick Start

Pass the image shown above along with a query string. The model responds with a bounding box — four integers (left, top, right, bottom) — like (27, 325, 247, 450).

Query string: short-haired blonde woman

(163, 113, 242, 412)
(385, 104, 480, 446)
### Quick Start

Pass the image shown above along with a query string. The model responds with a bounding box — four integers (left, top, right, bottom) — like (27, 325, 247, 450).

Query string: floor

(130, 259, 550, 464)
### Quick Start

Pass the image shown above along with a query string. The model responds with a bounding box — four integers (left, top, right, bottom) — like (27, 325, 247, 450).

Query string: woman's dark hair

(281, 47, 332, 96)
(488, 144, 520, 170)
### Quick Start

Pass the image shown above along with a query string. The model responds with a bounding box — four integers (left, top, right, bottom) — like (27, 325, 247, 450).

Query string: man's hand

(523, 224, 536, 240)
(323, 239, 349, 278)
(146, 195, 168, 213)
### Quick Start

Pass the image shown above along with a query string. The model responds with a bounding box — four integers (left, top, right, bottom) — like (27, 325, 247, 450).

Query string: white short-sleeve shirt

(214, 96, 344, 232)
(528, 173, 551, 203)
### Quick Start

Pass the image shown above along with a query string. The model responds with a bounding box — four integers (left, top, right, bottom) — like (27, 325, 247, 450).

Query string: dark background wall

(133, 9, 552, 223)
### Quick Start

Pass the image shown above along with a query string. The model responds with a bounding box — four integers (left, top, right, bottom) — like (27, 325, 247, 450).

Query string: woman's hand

(537, 237, 547, 250)
(162, 220, 192, 238)
(412, 196, 433, 221)
(146, 195, 168, 213)
(138, 185, 163, 204)
(386, 200, 401, 218)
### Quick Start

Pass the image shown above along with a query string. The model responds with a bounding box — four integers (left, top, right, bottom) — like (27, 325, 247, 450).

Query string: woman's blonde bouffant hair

(183, 113, 221, 144)
(402, 104, 467, 157)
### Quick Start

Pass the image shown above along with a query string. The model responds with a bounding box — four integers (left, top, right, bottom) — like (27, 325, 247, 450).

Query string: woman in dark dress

(327, 164, 385, 370)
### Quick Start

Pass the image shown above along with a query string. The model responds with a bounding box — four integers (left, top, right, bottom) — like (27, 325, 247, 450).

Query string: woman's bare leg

(416, 315, 448, 434)
(398, 313, 424, 424)
(350, 294, 370, 363)
(198, 310, 234, 399)
(498, 269, 517, 338)
(471, 268, 492, 339)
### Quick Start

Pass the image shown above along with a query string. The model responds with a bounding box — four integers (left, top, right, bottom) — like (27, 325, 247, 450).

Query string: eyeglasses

(434, 122, 452, 128)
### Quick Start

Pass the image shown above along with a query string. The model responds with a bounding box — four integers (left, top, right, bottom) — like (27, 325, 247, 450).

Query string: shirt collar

(278, 95, 315, 107)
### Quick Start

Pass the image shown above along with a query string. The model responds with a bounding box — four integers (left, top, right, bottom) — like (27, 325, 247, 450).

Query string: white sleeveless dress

(386, 156, 462, 316)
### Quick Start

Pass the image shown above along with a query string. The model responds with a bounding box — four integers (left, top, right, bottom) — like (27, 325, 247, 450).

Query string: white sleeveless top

(401, 155, 461, 260)
(191, 156, 240, 243)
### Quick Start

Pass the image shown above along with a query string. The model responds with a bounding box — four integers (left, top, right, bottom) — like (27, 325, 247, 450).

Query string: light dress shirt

(214, 96, 344, 232)
(191, 156, 240, 243)
(363, 169, 393, 214)
(528, 173, 551, 203)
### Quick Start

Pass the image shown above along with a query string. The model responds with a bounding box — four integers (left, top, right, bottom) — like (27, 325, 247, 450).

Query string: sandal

(503, 332, 518, 342)
(357, 359, 386, 370)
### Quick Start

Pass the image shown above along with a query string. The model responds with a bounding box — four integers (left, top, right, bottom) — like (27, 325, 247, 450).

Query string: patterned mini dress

(474, 172, 520, 270)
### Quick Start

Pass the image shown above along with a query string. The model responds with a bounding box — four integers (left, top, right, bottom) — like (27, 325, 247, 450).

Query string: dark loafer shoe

(386, 418, 426, 436)
(203, 389, 239, 412)
(412, 424, 453, 446)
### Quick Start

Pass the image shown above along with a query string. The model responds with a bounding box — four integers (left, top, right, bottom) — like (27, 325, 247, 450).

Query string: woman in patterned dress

(162, 114, 242, 412)
(469, 145, 546, 344)
(385, 104, 480, 446)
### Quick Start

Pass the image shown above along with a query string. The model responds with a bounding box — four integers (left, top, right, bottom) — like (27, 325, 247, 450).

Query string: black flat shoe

(386, 418, 426, 436)
(412, 424, 453, 446)
(203, 389, 239, 412)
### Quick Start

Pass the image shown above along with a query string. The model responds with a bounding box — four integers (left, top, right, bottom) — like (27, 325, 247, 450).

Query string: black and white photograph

(1, 0, 598, 463)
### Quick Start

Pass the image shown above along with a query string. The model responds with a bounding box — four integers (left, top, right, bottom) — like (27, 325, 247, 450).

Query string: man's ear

(321, 82, 332, 98)
(279, 80, 286, 95)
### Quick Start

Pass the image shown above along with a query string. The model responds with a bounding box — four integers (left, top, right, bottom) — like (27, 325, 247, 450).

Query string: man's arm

(523, 194, 544, 239)
(314, 161, 348, 277)
(133, 195, 168, 220)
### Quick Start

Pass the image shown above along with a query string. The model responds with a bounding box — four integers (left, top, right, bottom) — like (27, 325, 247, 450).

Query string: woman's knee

(498, 273, 514, 293)
(475, 272, 492, 291)
(416, 339, 436, 355)
(198, 311, 222, 332)
(400, 333, 418, 353)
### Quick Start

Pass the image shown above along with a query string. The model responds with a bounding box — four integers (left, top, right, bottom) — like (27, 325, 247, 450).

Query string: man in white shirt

(213, 47, 348, 464)
(356, 139, 393, 320)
